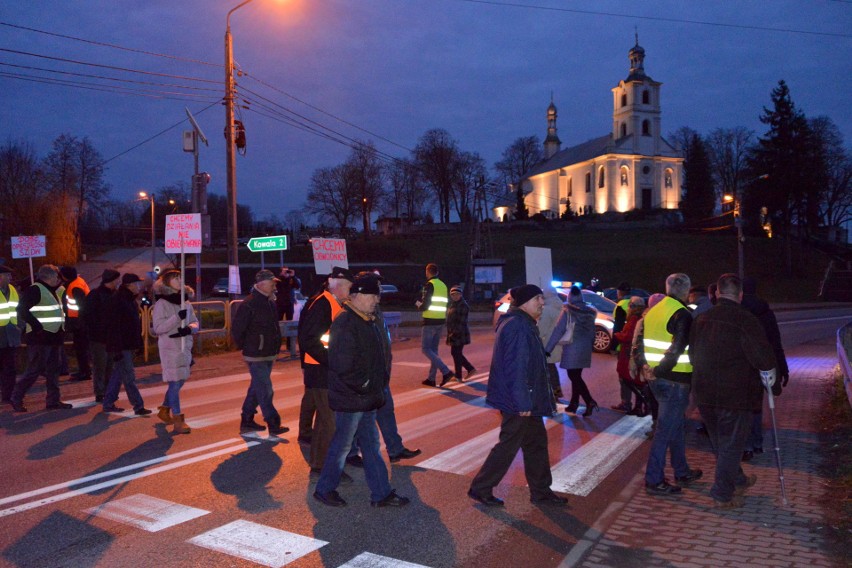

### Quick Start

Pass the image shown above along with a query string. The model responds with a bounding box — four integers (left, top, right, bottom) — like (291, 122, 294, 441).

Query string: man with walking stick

(689, 273, 777, 509)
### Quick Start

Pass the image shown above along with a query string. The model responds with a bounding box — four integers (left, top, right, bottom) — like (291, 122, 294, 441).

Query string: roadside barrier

(837, 321, 852, 408)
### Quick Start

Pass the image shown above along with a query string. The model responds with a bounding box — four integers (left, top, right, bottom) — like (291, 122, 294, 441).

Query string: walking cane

(760, 369, 789, 506)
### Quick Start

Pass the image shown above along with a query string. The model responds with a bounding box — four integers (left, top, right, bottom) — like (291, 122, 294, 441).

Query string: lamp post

(138, 191, 156, 270)
(723, 174, 769, 280)
(225, 0, 255, 297)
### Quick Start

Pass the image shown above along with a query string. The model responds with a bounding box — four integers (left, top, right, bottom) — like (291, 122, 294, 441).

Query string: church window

(642, 120, 650, 136)
(598, 167, 605, 188)
(665, 168, 673, 188)
(620, 166, 629, 186)
(585, 173, 591, 193)
(642, 165, 651, 175)
(642, 90, 650, 104)
(620, 123, 627, 138)
(567, 177, 572, 197)
(621, 93, 627, 107)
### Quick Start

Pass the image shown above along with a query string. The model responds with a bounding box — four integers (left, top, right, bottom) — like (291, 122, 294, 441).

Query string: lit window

(585, 173, 591, 193)
(598, 167, 605, 188)
(665, 169, 673, 188)
(620, 166, 629, 186)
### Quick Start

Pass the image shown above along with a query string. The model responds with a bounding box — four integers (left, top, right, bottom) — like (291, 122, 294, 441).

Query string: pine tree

(680, 134, 715, 222)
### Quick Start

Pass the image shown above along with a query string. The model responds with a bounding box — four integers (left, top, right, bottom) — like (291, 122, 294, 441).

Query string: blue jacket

(486, 308, 555, 416)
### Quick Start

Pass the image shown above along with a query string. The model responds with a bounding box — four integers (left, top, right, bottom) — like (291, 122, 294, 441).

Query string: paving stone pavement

(572, 341, 847, 568)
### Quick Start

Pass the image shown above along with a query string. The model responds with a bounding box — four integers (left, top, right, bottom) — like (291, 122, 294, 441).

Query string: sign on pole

(312, 237, 348, 276)
(246, 235, 288, 253)
(164, 214, 202, 253)
(11, 235, 46, 259)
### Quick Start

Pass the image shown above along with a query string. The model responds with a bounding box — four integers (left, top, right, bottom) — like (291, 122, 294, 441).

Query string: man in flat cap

(231, 269, 288, 435)
(0, 265, 22, 403)
(86, 268, 120, 402)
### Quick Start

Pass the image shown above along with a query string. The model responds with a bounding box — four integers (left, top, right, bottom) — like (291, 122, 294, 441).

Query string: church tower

(611, 34, 663, 156)
(543, 96, 561, 159)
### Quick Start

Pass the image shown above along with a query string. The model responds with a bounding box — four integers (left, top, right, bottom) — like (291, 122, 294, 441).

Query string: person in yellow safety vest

(416, 262, 455, 387)
(10, 264, 74, 412)
(297, 266, 355, 479)
(60, 266, 92, 382)
(639, 273, 703, 496)
(0, 265, 22, 403)
(611, 281, 635, 413)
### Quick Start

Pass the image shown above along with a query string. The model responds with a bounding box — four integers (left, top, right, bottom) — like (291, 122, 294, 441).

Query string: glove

(168, 327, 192, 338)
(759, 369, 776, 389)
(177, 309, 188, 320)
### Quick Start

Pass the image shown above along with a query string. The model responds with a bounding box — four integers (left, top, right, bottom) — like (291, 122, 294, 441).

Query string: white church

(493, 38, 684, 221)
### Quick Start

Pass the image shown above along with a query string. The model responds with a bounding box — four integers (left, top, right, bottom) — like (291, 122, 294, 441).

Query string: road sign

(246, 235, 289, 253)
(11, 235, 46, 259)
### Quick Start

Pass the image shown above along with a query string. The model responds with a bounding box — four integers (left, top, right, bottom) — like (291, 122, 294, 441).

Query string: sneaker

(240, 417, 266, 432)
(439, 372, 456, 386)
(421, 379, 437, 387)
(645, 480, 682, 496)
(675, 469, 704, 486)
(370, 489, 410, 508)
(268, 424, 290, 435)
(134, 408, 153, 416)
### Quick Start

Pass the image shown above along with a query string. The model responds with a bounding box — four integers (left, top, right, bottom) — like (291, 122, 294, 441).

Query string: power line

(448, 0, 852, 38)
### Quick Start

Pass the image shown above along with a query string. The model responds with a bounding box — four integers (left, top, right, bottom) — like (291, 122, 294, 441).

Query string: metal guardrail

(837, 322, 852, 407)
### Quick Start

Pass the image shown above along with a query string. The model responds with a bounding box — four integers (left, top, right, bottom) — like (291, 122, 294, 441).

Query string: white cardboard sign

(164, 213, 202, 253)
(312, 238, 348, 275)
(11, 235, 46, 259)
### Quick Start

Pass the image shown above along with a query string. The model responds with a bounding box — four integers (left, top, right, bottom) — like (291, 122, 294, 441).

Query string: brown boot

(157, 406, 173, 424)
(172, 414, 191, 434)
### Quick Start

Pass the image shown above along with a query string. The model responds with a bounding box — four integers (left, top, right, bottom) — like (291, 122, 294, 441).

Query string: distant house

(375, 216, 412, 236)
(493, 37, 684, 221)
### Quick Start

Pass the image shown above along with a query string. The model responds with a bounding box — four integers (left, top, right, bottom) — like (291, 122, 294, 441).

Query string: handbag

(557, 310, 575, 345)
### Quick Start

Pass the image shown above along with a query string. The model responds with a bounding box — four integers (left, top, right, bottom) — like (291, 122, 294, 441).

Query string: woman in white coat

(152, 270, 198, 434)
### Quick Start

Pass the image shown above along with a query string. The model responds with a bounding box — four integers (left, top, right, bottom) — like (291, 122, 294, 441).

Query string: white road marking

(188, 519, 327, 567)
(0, 438, 244, 507)
(339, 551, 432, 567)
(84, 494, 208, 532)
(0, 440, 260, 518)
(393, 362, 431, 368)
(550, 415, 652, 496)
(778, 315, 851, 325)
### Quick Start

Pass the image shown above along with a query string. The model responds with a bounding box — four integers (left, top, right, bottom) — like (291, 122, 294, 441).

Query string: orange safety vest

(303, 290, 344, 365)
(65, 276, 90, 318)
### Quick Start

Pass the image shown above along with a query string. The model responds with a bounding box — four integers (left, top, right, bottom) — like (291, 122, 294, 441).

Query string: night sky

(3, 1, 850, 222)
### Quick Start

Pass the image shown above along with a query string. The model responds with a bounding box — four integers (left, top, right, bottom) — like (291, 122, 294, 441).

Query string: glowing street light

(138, 191, 156, 270)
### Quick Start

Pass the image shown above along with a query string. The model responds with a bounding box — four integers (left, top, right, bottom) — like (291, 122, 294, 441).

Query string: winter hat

(449, 285, 462, 294)
(122, 273, 142, 285)
(59, 266, 77, 281)
(101, 269, 120, 284)
(255, 269, 279, 283)
(351, 272, 381, 295)
(510, 284, 543, 307)
(0, 265, 12, 275)
(568, 285, 584, 305)
(159, 269, 181, 284)
(328, 266, 354, 282)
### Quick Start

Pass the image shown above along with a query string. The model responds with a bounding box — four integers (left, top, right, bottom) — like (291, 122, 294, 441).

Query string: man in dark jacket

(740, 277, 789, 461)
(690, 273, 777, 508)
(231, 269, 288, 435)
(11, 264, 73, 412)
(85, 268, 120, 402)
(468, 284, 567, 508)
(641, 273, 703, 496)
(275, 266, 301, 321)
(313, 272, 410, 508)
(102, 273, 151, 415)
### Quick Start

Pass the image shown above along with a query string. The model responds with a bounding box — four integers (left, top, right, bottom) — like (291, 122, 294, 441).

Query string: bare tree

(706, 126, 755, 204)
(304, 165, 359, 232)
(809, 116, 852, 230)
(346, 141, 385, 237)
(283, 209, 306, 240)
(383, 157, 431, 222)
(452, 151, 487, 223)
(0, 140, 44, 241)
(414, 128, 461, 224)
(494, 136, 541, 220)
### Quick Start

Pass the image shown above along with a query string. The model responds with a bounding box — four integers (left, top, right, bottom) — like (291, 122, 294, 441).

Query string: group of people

(1, 263, 200, 434)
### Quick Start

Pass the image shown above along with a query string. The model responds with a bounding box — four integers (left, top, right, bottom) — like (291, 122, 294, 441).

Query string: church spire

(544, 94, 561, 159)
(627, 31, 646, 81)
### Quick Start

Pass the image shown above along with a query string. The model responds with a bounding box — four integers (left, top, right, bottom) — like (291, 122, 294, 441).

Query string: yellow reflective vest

(423, 278, 448, 320)
(613, 298, 630, 319)
(0, 285, 19, 327)
(641, 295, 692, 373)
(26, 283, 65, 333)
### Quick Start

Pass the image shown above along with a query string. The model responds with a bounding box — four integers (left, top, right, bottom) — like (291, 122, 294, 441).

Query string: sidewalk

(570, 340, 846, 568)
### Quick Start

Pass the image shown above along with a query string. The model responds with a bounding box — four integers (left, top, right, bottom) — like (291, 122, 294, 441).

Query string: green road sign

(246, 235, 289, 252)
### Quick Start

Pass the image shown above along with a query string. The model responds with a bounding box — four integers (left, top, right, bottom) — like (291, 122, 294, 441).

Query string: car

(211, 277, 230, 297)
(492, 288, 615, 353)
(380, 284, 399, 295)
(601, 287, 651, 303)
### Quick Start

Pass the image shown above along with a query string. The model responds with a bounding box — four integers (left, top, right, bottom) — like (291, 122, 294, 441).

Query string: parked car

(492, 288, 615, 353)
(601, 287, 651, 303)
(211, 277, 230, 297)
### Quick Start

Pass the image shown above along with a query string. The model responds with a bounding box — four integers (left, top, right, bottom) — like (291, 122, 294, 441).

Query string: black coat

(297, 291, 338, 388)
(231, 286, 281, 359)
(85, 284, 115, 343)
(445, 298, 471, 346)
(106, 286, 143, 353)
(689, 299, 777, 412)
(327, 304, 389, 413)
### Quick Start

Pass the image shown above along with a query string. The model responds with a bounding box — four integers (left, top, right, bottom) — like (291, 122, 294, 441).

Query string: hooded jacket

(151, 281, 199, 382)
(231, 285, 281, 361)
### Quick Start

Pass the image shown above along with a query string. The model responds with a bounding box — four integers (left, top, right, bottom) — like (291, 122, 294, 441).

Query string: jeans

(317, 409, 392, 502)
(470, 412, 553, 499)
(349, 385, 404, 459)
(241, 360, 281, 424)
(421, 324, 450, 380)
(645, 378, 692, 485)
(12, 343, 62, 406)
(103, 350, 145, 411)
(162, 380, 185, 414)
(90, 341, 113, 398)
(699, 405, 753, 502)
(450, 345, 474, 379)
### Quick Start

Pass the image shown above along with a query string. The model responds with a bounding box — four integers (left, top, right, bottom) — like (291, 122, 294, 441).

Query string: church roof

(523, 134, 613, 179)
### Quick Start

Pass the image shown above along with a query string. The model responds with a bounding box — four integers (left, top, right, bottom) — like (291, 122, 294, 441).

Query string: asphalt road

(0, 307, 848, 567)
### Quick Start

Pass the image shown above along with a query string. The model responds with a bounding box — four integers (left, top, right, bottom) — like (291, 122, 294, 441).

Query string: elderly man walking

(640, 273, 703, 496)
(690, 273, 777, 509)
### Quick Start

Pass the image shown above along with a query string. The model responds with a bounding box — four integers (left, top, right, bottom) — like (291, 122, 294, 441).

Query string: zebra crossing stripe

(188, 519, 327, 567)
(84, 494, 208, 532)
(338, 551, 432, 567)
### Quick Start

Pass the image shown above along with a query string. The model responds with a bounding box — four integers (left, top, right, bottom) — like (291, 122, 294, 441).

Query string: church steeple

(544, 94, 561, 159)
(627, 31, 647, 81)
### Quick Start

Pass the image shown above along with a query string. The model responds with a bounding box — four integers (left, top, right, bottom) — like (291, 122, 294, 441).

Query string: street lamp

(225, 0, 256, 297)
(138, 191, 156, 270)
(723, 174, 769, 280)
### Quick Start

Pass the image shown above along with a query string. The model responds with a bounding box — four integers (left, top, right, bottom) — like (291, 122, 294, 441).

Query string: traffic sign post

(246, 235, 289, 253)
(11, 235, 46, 283)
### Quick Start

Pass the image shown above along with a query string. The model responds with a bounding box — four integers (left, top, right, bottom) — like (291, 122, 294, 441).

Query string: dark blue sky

(3, 1, 850, 222)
